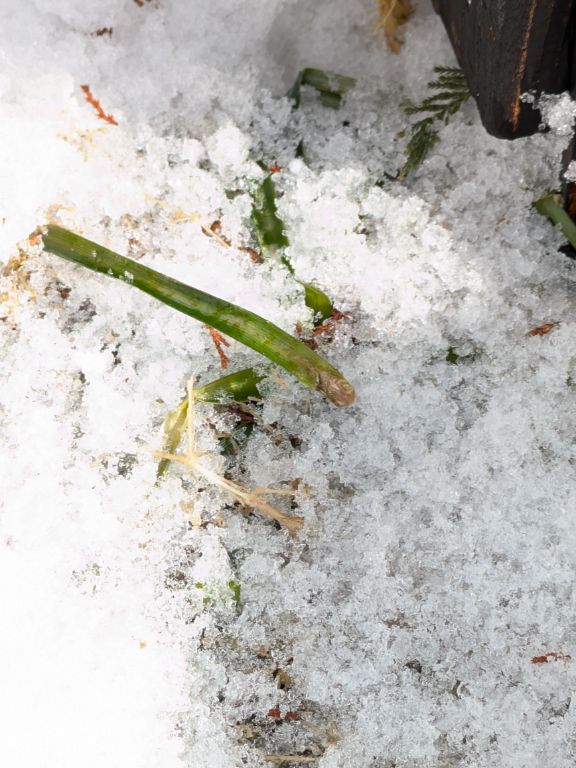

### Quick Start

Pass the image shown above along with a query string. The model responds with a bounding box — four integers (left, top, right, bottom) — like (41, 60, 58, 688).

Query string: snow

(2, 1, 576, 767)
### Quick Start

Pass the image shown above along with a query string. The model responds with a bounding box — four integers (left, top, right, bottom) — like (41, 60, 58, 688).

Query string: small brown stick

(80, 84, 118, 125)
(204, 324, 231, 369)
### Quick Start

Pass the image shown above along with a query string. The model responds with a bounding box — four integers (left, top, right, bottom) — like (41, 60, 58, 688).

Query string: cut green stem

(41, 224, 354, 406)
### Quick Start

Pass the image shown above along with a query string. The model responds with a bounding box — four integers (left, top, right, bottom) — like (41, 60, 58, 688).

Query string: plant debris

(250, 173, 334, 320)
(528, 322, 557, 337)
(80, 84, 118, 125)
(154, 380, 304, 536)
(205, 324, 231, 369)
(157, 369, 263, 479)
(396, 66, 470, 179)
(533, 191, 576, 252)
(287, 68, 356, 110)
(378, 0, 413, 53)
(531, 652, 571, 664)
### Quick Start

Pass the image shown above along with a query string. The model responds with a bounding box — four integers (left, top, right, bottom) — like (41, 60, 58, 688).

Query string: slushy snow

(1, 1, 576, 767)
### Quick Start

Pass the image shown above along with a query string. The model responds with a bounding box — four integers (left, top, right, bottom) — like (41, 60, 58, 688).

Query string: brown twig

(205, 324, 231, 369)
(80, 84, 118, 125)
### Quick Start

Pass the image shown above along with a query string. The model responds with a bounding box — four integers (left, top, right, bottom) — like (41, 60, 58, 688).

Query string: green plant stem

(533, 192, 576, 249)
(41, 224, 354, 406)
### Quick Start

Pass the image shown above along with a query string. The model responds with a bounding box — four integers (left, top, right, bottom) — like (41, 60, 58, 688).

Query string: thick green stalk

(41, 224, 354, 406)
(533, 192, 576, 249)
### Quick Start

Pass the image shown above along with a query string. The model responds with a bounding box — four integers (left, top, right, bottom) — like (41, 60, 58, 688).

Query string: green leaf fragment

(195, 368, 263, 403)
(533, 192, 576, 251)
(303, 282, 333, 323)
(445, 346, 480, 365)
(250, 173, 334, 322)
(287, 67, 356, 110)
(228, 579, 241, 604)
(251, 174, 290, 255)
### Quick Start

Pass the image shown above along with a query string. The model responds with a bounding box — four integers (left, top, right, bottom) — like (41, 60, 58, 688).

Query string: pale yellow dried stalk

(153, 379, 304, 536)
(147, 196, 232, 249)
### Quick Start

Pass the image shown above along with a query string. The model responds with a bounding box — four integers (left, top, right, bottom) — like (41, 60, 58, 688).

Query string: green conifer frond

(398, 66, 470, 179)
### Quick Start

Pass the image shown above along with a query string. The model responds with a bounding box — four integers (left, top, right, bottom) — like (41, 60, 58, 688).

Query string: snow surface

(1, 1, 576, 766)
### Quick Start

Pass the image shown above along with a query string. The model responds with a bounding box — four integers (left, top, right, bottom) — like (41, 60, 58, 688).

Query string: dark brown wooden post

(563, 42, 576, 218)
(433, 0, 575, 138)
(434, 0, 576, 216)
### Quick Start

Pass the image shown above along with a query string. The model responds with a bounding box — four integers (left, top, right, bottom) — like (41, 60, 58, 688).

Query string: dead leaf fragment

(528, 322, 556, 337)
(378, 0, 413, 53)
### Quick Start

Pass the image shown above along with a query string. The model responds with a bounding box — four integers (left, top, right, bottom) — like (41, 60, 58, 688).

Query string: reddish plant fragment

(80, 84, 118, 126)
(312, 308, 350, 338)
(217, 404, 256, 425)
(205, 324, 231, 369)
(239, 245, 264, 264)
(295, 322, 318, 350)
(528, 322, 557, 337)
(284, 711, 300, 721)
(207, 220, 231, 246)
(531, 651, 571, 664)
(296, 308, 350, 350)
(268, 163, 282, 174)
(267, 708, 281, 719)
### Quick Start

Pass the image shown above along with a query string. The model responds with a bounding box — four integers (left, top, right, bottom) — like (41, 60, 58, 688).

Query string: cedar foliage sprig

(398, 66, 470, 179)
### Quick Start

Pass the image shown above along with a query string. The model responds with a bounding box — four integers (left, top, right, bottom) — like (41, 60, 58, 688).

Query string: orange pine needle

(80, 84, 118, 126)
(205, 324, 231, 369)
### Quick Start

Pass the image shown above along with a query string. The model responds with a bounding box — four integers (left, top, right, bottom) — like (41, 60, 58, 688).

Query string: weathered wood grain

(434, 0, 576, 139)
